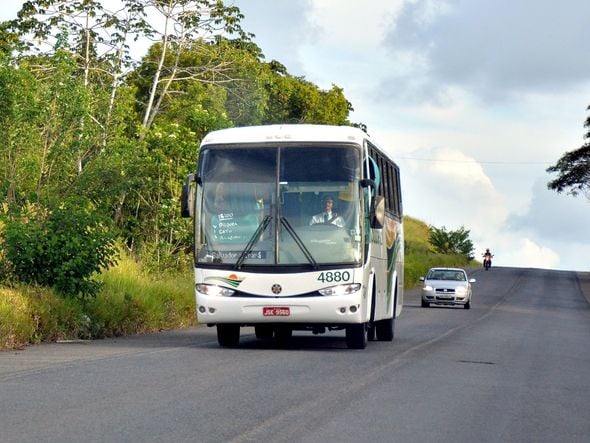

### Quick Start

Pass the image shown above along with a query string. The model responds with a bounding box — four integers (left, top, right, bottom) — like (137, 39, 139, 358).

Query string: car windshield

(427, 270, 466, 281)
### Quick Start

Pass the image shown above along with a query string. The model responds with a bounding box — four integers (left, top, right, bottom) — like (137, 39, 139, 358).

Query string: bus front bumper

(196, 292, 365, 325)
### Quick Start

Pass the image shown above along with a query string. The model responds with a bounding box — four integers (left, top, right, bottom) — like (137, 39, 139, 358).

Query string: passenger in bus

(309, 195, 345, 228)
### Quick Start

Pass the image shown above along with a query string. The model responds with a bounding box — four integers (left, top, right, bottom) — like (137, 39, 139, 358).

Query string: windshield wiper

(280, 217, 319, 270)
(235, 215, 272, 270)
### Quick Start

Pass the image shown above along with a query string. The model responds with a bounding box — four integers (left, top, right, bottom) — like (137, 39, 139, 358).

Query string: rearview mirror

(370, 195, 385, 229)
(181, 173, 195, 218)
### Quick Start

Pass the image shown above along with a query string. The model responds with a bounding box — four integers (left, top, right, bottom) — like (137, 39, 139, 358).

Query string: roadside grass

(1, 215, 476, 350)
(0, 285, 86, 349)
(1, 255, 195, 350)
(90, 257, 195, 338)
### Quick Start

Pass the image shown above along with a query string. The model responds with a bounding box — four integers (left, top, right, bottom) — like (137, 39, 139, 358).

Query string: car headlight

(455, 286, 467, 295)
(423, 285, 433, 292)
(196, 284, 235, 297)
(319, 283, 361, 296)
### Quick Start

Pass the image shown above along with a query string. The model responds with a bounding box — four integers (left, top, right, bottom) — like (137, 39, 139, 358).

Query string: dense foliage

(0, 1, 355, 295)
(428, 225, 475, 261)
(1, 198, 118, 297)
(547, 105, 590, 198)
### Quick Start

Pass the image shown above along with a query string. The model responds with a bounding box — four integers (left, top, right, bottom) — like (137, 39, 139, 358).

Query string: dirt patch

(577, 272, 590, 305)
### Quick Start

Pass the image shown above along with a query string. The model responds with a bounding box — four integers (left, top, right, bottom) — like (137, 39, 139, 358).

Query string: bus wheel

(217, 324, 240, 347)
(255, 325, 274, 340)
(345, 323, 367, 349)
(367, 325, 376, 341)
(376, 317, 394, 341)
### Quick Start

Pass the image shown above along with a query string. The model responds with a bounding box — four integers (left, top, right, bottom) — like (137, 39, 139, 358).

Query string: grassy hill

(403, 216, 476, 288)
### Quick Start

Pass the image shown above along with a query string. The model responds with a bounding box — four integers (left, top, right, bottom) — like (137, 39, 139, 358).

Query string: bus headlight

(319, 283, 361, 297)
(196, 284, 235, 297)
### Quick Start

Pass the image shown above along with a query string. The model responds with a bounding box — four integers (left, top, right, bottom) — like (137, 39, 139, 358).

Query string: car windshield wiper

(235, 215, 272, 270)
(280, 216, 319, 270)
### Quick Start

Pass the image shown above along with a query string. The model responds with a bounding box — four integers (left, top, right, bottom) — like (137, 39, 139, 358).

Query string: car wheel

(421, 299, 430, 308)
(217, 324, 240, 347)
(464, 300, 471, 309)
(345, 323, 367, 349)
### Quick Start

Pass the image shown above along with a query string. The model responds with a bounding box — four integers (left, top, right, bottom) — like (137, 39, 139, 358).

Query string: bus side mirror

(370, 195, 385, 229)
(181, 173, 196, 218)
(360, 178, 376, 189)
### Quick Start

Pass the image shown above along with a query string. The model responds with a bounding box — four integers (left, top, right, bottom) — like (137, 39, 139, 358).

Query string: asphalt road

(1, 267, 589, 443)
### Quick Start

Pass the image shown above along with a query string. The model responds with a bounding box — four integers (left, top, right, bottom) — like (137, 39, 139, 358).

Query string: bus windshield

(196, 144, 362, 268)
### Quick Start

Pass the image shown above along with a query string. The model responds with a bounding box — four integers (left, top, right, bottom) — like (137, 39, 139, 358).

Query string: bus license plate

(263, 307, 290, 317)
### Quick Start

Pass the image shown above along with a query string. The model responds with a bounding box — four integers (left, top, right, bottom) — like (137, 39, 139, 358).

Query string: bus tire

(345, 323, 367, 349)
(377, 283, 397, 341)
(376, 317, 394, 341)
(368, 280, 377, 341)
(367, 325, 376, 341)
(217, 324, 240, 347)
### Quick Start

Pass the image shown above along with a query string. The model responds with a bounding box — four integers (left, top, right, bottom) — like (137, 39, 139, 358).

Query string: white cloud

(400, 146, 508, 237)
(480, 237, 560, 271)
(306, 0, 404, 49)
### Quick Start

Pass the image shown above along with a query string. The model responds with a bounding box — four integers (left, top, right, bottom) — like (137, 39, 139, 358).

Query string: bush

(1, 198, 118, 298)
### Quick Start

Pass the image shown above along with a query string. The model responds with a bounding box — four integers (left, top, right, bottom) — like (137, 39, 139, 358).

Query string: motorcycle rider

(482, 248, 494, 269)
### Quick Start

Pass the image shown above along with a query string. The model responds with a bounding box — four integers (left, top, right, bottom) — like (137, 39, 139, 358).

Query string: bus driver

(309, 195, 345, 228)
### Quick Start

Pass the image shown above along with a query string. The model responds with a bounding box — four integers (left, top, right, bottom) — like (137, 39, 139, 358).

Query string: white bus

(181, 124, 403, 349)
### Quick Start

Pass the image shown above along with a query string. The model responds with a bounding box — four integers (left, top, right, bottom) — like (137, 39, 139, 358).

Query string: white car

(420, 267, 475, 309)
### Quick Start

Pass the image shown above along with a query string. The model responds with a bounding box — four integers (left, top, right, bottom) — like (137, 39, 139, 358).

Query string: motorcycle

(482, 253, 493, 270)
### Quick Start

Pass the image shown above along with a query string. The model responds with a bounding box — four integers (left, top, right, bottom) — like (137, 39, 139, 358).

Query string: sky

(230, 0, 590, 272)
(2, 1, 589, 271)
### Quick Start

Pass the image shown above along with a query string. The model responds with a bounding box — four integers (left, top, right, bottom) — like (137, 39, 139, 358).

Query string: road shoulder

(577, 272, 590, 305)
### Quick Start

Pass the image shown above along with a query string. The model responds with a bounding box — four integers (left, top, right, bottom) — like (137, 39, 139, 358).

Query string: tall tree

(13, 0, 146, 170)
(133, 0, 251, 133)
(547, 105, 590, 199)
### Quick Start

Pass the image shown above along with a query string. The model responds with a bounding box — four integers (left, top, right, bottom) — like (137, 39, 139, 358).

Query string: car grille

(435, 288, 455, 295)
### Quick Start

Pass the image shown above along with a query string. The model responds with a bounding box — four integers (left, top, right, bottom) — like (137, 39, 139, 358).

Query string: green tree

(261, 65, 352, 126)
(0, 55, 42, 204)
(429, 225, 474, 260)
(547, 105, 590, 199)
(1, 198, 118, 297)
(129, 0, 251, 132)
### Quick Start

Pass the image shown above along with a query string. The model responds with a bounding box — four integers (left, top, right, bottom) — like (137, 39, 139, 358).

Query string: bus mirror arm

(360, 178, 376, 189)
